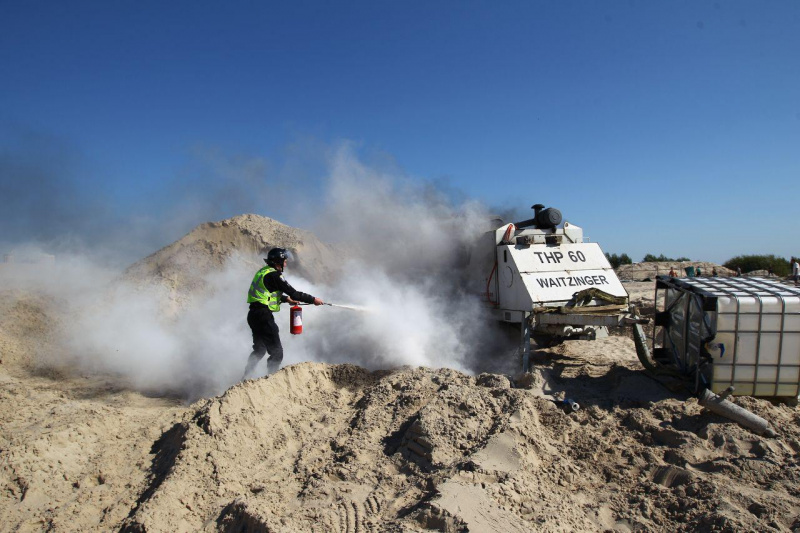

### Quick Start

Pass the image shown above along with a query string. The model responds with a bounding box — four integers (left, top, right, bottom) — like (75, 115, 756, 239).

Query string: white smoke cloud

(279, 268, 485, 374)
(2, 144, 517, 399)
(271, 144, 500, 374)
(317, 145, 490, 278)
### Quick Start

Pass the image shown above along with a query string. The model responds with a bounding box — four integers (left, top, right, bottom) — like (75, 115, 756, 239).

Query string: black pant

(243, 307, 284, 379)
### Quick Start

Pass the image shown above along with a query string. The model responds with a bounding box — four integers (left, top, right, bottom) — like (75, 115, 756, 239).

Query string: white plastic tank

(656, 276, 800, 397)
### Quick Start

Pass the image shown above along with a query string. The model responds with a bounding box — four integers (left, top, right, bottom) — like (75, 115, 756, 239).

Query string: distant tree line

(642, 253, 691, 263)
(605, 251, 794, 276)
(605, 252, 690, 268)
(724, 255, 791, 277)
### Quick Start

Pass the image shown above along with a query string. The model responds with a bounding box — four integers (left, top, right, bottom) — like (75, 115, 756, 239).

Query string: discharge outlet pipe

(698, 388, 776, 438)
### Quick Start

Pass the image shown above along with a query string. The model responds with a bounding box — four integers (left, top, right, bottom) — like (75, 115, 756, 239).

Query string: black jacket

(249, 268, 315, 310)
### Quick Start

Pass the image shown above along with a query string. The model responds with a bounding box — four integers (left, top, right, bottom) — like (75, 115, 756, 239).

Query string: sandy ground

(1, 283, 799, 532)
(1, 216, 799, 532)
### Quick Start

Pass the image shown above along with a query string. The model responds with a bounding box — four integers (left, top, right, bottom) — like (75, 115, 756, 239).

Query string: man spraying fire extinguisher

(242, 247, 324, 379)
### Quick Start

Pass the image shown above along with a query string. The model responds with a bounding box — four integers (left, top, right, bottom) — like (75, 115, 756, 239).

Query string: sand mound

(116, 357, 800, 532)
(123, 214, 343, 308)
(0, 366, 185, 532)
(617, 262, 735, 281)
(121, 362, 530, 531)
(0, 290, 61, 371)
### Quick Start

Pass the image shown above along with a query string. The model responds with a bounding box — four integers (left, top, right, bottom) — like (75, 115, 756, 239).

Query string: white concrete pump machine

(469, 204, 639, 371)
(470, 204, 796, 435)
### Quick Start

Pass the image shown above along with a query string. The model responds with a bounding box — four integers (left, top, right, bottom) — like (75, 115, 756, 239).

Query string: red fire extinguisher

(290, 305, 303, 335)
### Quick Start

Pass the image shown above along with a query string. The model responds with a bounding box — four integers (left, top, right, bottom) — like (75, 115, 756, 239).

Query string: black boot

(267, 359, 281, 376)
(242, 352, 262, 380)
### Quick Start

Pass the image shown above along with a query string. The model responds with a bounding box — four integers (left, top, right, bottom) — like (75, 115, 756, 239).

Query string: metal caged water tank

(653, 275, 800, 398)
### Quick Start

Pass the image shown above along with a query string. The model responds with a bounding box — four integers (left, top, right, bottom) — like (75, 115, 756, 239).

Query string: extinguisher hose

(293, 302, 368, 312)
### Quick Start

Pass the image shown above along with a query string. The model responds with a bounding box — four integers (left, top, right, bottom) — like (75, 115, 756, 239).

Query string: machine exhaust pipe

(514, 203, 562, 230)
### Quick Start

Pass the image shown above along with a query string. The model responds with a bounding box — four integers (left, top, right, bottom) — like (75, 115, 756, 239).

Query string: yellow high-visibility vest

(246, 266, 281, 311)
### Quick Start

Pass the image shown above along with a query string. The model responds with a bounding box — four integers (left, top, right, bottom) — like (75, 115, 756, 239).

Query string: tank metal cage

(653, 275, 800, 397)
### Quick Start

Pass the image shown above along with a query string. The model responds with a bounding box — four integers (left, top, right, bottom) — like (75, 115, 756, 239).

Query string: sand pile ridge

(123, 214, 343, 308)
(120, 357, 800, 532)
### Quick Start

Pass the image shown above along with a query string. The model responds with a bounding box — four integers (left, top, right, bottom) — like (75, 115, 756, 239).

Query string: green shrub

(605, 252, 633, 268)
(723, 255, 790, 276)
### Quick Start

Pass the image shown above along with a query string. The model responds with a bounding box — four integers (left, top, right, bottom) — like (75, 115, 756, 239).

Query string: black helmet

(266, 247, 293, 266)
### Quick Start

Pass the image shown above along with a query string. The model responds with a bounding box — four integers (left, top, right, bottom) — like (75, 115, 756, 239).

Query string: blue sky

(1, 1, 798, 264)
